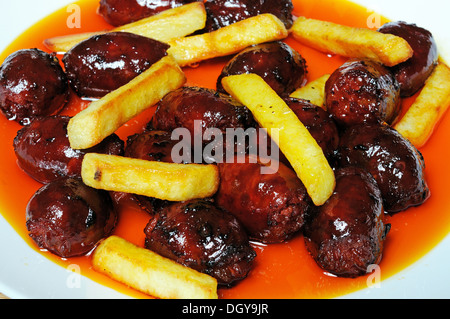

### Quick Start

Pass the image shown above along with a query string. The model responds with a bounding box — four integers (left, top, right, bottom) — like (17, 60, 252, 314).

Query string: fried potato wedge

(290, 16, 413, 67)
(67, 55, 185, 150)
(92, 235, 218, 299)
(289, 74, 330, 109)
(82, 153, 220, 201)
(168, 13, 288, 67)
(221, 73, 335, 206)
(394, 62, 450, 148)
(44, 2, 207, 52)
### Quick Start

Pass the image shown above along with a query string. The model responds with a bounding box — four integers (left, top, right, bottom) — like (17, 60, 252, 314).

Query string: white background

(0, 0, 449, 299)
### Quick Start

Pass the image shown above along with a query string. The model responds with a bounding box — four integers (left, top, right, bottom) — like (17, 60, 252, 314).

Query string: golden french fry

(289, 74, 330, 108)
(67, 55, 185, 150)
(44, 2, 207, 52)
(81, 153, 220, 201)
(92, 236, 218, 299)
(290, 16, 413, 67)
(221, 73, 335, 206)
(168, 13, 288, 66)
(394, 62, 450, 148)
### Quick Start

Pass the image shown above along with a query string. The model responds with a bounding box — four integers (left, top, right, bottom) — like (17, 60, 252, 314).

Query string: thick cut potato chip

(289, 74, 330, 108)
(92, 236, 218, 299)
(168, 13, 288, 66)
(394, 62, 450, 148)
(81, 153, 220, 201)
(67, 55, 186, 150)
(290, 16, 413, 67)
(221, 73, 335, 206)
(44, 2, 207, 52)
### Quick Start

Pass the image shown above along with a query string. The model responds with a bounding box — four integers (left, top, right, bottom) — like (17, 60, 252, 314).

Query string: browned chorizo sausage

(14, 115, 124, 184)
(63, 32, 169, 98)
(303, 167, 389, 278)
(217, 41, 307, 97)
(0, 49, 68, 125)
(215, 155, 311, 243)
(325, 59, 401, 127)
(144, 199, 256, 286)
(26, 177, 116, 258)
(337, 123, 429, 213)
(98, 0, 201, 26)
(378, 21, 438, 97)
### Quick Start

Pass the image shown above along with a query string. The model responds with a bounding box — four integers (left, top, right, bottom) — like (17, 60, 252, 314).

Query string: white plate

(0, 0, 449, 299)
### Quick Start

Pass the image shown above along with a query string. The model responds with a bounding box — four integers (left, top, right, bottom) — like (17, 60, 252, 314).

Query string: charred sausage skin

(325, 59, 401, 127)
(14, 115, 124, 184)
(63, 32, 169, 98)
(378, 21, 438, 97)
(26, 178, 116, 258)
(304, 167, 389, 278)
(338, 123, 429, 213)
(0, 49, 68, 125)
(144, 199, 256, 286)
(217, 41, 307, 97)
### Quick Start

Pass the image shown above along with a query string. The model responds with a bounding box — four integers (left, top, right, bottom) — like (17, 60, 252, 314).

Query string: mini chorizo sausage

(215, 155, 311, 243)
(284, 97, 339, 159)
(150, 86, 256, 163)
(63, 32, 169, 98)
(325, 59, 401, 127)
(14, 115, 124, 184)
(303, 167, 389, 278)
(337, 123, 429, 213)
(150, 86, 255, 134)
(0, 49, 68, 125)
(98, 0, 201, 26)
(26, 177, 116, 258)
(378, 21, 438, 97)
(144, 199, 256, 286)
(204, 0, 294, 32)
(217, 41, 307, 97)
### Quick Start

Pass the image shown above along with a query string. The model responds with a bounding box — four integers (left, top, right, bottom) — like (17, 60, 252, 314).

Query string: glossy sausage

(303, 167, 389, 278)
(144, 199, 256, 286)
(325, 59, 401, 127)
(14, 115, 124, 184)
(215, 155, 311, 243)
(378, 21, 438, 97)
(150, 86, 256, 163)
(217, 41, 307, 97)
(124, 130, 178, 214)
(0, 49, 68, 125)
(63, 32, 169, 98)
(98, 0, 201, 26)
(204, 0, 294, 32)
(337, 123, 429, 213)
(26, 177, 116, 258)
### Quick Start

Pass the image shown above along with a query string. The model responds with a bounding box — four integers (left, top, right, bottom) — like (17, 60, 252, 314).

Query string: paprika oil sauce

(0, 0, 449, 299)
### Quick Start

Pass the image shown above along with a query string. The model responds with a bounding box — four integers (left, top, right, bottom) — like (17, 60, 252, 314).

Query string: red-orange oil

(0, 0, 449, 299)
